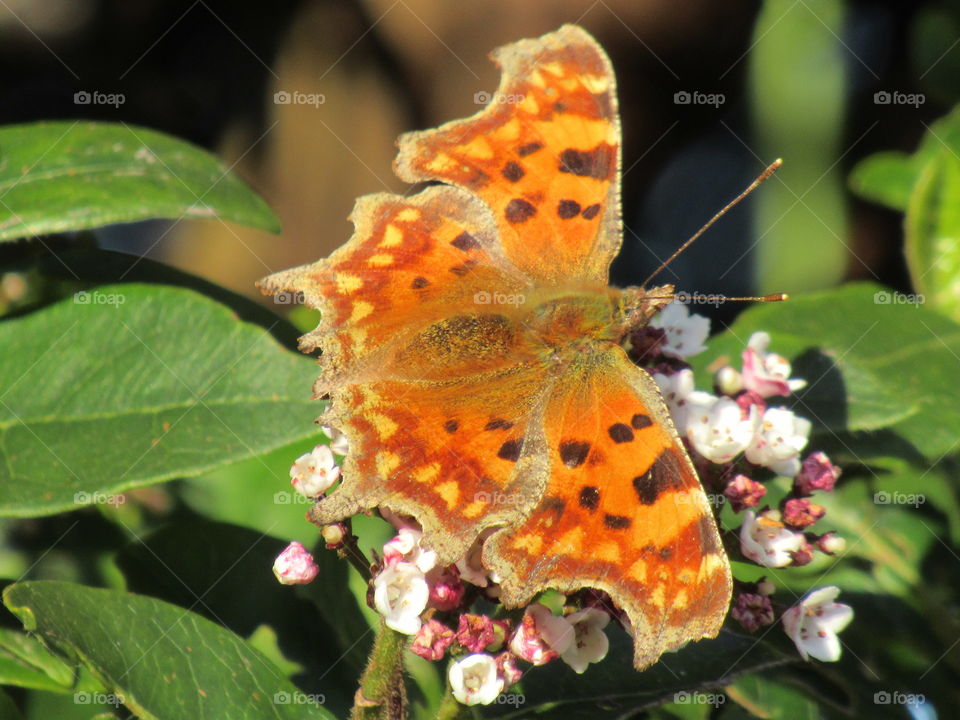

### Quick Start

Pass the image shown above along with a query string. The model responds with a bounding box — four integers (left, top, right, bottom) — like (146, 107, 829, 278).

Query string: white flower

(383, 527, 437, 573)
(321, 425, 350, 455)
(373, 561, 429, 635)
(448, 653, 504, 706)
(290, 445, 340, 498)
(745, 407, 811, 477)
(782, 586, 853, 662)
(685, 394, 760, 464)
(741, 332, 807, 397)
(652, 369, 700, 433)
(272, 542, 319, 585)
(650, 301, 710, 358)
(740, 510, 805, 568)
(554, 608, 611, 674)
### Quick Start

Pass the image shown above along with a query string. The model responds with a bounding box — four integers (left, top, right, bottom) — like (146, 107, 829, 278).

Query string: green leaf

(0, 121, 280, 242)
(724, 674, 821, 719)
(0, 283, 321, 517)
(848, 151, 919, 211)
(3, 581, 336, 720)
(114, 519, 361, 715)
(692, 283, 960, 458)
(0, 688, 25, 720)
(906, 151, 960, 322)
(0, 627, 76, 692)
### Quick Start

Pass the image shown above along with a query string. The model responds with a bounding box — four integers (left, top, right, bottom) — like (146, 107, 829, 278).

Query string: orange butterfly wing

(395, 24, 622, 285)
(485, 349, 731, 668)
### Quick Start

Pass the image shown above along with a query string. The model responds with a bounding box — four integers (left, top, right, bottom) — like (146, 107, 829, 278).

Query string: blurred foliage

(0, 1, 959, 719)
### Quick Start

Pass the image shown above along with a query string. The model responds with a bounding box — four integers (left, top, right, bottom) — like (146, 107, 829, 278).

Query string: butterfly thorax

(520, 283, 675, 359)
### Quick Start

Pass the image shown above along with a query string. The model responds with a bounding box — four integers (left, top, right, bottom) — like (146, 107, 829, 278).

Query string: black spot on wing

(498, 438, 522, 462)
(604, 514, 632, 530)
(501, 161, 525, 182)
(557, 199, 581, 219)
(558, 146, 614, 180)
(608, 423, 634, 443)
(505, 198, 537, 224)
(578, 486, 600, 511)
(559, 440, 590, 468)
(450, 232, 479, 251)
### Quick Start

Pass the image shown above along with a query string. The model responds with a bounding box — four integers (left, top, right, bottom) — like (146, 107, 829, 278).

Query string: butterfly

(260, 24, 731, 669)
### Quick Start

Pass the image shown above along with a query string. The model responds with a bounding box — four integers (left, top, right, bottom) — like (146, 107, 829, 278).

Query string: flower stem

(351, 620, 408, 720)
(433, 687, 468, 720)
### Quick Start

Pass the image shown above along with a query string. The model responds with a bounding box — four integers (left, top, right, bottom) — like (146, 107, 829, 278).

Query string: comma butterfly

(261, 24, 736, 669)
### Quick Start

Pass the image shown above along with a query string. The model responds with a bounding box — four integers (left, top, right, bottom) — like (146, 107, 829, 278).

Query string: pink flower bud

(818, 532, 846, 555)
(410, 619, 455, 661)
(731, 591, 774, 632)
(427, 565, 465, 611)
(272, 542, 319, 585)
(724, 474, 767, 512)
(783, 498, 826, 529)
(795, 452, 841, 495)
(790, 539, 816, 566)
(457, 613, 497, 653)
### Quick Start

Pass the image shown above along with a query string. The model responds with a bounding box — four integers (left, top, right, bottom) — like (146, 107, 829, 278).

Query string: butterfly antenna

(642, 159, 783, 288)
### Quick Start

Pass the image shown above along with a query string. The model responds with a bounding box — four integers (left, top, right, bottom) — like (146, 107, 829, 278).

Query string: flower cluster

(271, 300, 855, 706)
(642, 302, 853, 660)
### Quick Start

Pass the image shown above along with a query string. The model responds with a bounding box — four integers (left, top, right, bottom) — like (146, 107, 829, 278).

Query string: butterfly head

(616, 283, 676, 338)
